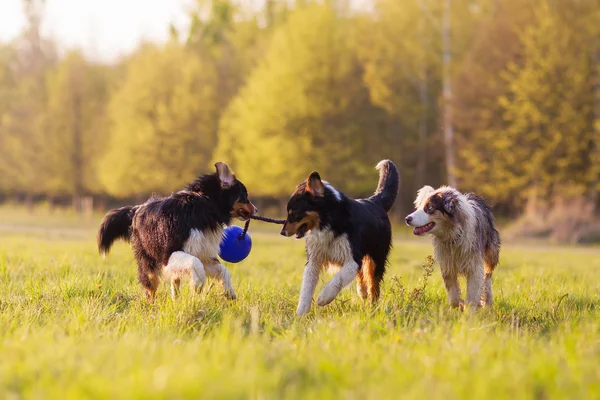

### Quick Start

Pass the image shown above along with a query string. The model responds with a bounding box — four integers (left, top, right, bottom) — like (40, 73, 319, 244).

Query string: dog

(280, 160, 399, 316)
(97, 162, 256, 300)
(405, 186, 500, 309)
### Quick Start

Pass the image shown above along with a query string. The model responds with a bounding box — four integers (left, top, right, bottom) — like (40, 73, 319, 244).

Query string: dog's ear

(415, 185, 435, 207)
(442, 191, 458, 214)
(306, 171, 325, 197)
(214, 162, 236, 188)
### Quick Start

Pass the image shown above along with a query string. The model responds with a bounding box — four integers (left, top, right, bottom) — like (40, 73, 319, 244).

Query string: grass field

(0, 207, 599, 399)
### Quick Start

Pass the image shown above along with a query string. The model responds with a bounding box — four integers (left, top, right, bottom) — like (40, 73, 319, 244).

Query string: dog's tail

(371, 160, 400, 212)
(97, 206, 137, 257)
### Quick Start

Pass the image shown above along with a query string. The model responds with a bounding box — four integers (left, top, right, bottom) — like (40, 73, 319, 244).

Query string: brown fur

(282, 211, 320, 237)
(407, 186, 500, 309)
(144, 272, 160, 301)
(356, 256, 379, 302)
(232, 200, 256, 220)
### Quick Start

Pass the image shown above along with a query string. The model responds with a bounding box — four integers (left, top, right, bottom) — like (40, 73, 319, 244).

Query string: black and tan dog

(98, 162, 256, 300)
(281, 160, 399, 316)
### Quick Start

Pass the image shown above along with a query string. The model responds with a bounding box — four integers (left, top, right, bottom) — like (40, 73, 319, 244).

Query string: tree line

(0, 0, 599, 229)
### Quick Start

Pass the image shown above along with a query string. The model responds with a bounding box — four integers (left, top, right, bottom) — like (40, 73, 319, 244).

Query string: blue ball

(219, 225, 252, 263)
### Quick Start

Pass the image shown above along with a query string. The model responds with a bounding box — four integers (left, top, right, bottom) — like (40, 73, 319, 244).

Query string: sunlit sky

(0, 0, 193, 61)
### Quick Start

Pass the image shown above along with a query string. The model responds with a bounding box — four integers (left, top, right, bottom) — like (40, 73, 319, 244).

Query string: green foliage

(0, 0, 599, 220)
(101, 42, 218, 197)
(215, 3, 388, 196)
(43, 51, 112, 197)
(457, 0, 600, 208)
(0, 213, 599, 398)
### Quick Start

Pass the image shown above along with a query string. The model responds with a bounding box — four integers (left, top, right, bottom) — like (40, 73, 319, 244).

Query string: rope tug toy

(218, 215, 286, 263)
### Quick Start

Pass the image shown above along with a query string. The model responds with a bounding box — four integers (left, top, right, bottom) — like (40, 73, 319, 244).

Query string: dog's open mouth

(237, 210, 251, 221)
(414, 222, 435, 236)
(295, 224, 308, 239)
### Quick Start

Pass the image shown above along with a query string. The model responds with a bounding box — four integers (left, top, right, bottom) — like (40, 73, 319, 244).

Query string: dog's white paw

(226, 290, 237, 300)
(296, 302, 311, 316)
(317, 284, 338, 306)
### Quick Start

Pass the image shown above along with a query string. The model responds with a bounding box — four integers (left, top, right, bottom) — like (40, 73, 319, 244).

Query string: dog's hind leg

(204, 258, 236, 300)
(359, 256, 382, 303)
(317, 260, 359, 307)
(356, 269, 368, 300)
(134, 246, 160, 301)
(139, 266, 160, 301)
(482, 246, 498, 307)
(481, 263, 494, 307)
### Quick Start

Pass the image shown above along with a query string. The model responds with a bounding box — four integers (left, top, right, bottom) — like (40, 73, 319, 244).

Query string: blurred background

(0, 0, 599, 243)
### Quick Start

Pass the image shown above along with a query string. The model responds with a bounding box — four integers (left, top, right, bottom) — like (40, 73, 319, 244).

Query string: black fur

(97, 205, 137, 254)
(283, 160, 399, 297)
(97, 164, 255, 299)
(372, 160, 400, 212)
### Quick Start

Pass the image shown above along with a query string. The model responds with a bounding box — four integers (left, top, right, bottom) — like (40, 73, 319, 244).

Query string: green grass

(0, 209, 599, 399)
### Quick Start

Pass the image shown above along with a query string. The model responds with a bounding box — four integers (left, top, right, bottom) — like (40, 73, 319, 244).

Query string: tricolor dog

(97, 162, 256, 300)
(405, 186, 500, 309)
(281, 160, 400, 316)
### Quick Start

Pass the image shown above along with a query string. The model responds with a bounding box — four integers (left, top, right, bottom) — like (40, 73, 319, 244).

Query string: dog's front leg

(204, 258, 236, 300)
(297, 261, 320, 316)
(317, 260, 359, 307)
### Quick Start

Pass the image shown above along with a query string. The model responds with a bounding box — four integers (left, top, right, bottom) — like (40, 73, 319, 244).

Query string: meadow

(0, 207, 599, 399)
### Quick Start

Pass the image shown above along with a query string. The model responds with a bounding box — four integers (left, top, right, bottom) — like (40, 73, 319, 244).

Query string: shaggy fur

(281, 160, 400, 316)
(97, 162, 256, 300)
(405, 186, 500, 309)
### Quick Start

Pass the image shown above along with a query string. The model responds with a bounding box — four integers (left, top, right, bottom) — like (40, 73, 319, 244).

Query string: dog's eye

(426, 204, 434, 214)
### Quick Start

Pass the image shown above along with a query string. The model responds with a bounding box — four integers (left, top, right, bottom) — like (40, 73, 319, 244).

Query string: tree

(459, 0, 597, 211)
(356, 0, 442, 194)
(43, 51, 112, 201)
(0, 0, 56, 202)
(100, 42, 218, 198)
(214, 3, 389, 197)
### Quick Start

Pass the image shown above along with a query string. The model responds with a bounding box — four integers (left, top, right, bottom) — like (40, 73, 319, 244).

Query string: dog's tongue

(413, 223, 434, 236)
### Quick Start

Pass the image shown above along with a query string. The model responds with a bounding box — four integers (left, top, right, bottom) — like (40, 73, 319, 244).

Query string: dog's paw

(317, 284, 338, 306)
(225, 289, 237, 300)
(296, 303, 311, 316)
(460, 300, 480, 312)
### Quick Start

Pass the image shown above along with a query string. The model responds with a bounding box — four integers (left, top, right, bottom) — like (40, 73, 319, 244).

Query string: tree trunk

(417, 0, 429, 186)
(589, 44, 600, 209)
(72, 90, 83, 213)
(442, 0, 457, 187)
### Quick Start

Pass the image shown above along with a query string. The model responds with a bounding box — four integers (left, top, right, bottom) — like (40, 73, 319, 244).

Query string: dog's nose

(405, 216, 413, 225)
(280, 227, 288, 237)
(253, 206, 259, 214)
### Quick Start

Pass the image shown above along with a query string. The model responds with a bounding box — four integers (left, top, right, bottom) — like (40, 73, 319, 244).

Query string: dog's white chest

(183, 227, 224, 262)
(306, 229, 352, 266)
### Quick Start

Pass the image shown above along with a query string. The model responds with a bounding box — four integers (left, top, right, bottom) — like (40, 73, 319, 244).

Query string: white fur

(183, 228, 224, 263)
(323, 181, 342, 202)
(410, 186, 494, 309)
(414, 185, 435, 207)
(317, 260, 359, 306)
(164, 227, 236, 300)
(163, 251, 206, 299)
(296, 228, 357, 316)
(406, 209, 430, 227)
(296, 262, 320, 316)
(204, 259, 237, 299)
